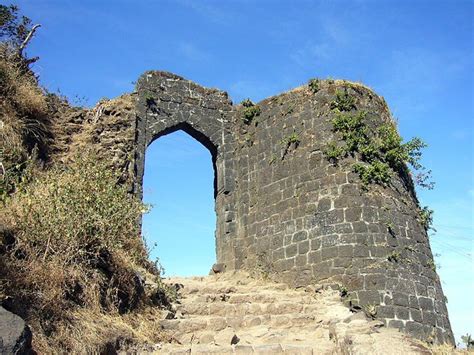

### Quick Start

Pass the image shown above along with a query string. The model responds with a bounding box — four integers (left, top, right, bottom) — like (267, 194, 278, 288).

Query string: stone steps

(161, 314, 326, 333)
(154, 272, 431, 354)
(160, 342, 331, 354)
(175, 301, 326, 317)
(182, 292, 322, 304)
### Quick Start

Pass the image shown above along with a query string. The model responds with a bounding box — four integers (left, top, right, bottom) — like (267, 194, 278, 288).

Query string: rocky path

(156, 272, 431, 354)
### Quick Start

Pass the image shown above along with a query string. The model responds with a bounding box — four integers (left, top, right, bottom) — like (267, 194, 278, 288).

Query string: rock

(0, 306, 32, 354)
(230, 334, 240, 345)
(210, 263, 226, 274)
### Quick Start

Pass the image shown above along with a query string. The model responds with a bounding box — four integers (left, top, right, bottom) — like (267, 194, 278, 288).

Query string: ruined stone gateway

(114, 71, 452, 344)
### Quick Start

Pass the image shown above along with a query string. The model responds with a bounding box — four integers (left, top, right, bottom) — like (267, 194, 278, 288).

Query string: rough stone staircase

(157, 272, 430, 354)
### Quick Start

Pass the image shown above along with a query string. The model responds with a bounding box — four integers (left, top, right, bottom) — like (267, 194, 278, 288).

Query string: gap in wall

(142, 130, 216, 276)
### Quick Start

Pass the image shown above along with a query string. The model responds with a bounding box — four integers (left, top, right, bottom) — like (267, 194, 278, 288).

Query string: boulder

(0, 306, 32, 354)
(209, 263, 226, 275)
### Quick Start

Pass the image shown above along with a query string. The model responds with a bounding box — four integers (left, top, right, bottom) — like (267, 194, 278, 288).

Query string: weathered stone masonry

(133, 71, 453, 344)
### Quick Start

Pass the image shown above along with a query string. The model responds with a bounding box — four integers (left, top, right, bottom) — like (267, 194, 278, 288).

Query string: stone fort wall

(124, 71, 453, 344)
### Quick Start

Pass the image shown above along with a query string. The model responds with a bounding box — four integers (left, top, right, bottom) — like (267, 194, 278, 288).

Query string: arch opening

(141, 125, 217, 276)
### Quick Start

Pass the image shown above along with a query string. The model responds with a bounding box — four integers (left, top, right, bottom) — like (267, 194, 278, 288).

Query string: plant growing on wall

(324, 90, 434, 190)
(418, 206, 436, 232)
(330, 89, 356, 112)
(308, 78, 320, 94)
(241, 98, 261, 124)
(280, 131, 301, 159)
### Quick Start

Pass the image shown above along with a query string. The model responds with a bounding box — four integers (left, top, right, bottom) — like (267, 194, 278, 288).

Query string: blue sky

(15, 0, 473, 344)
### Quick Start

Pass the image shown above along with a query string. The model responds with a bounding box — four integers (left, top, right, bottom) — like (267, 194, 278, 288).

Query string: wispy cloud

(451, 129, 471, 141)
(229, 79, 283, 103)
(290, 42, 331, 67)
(288, 11, 373, 69)
(178, 42, 211, 62)
(176, 0, 233, 25)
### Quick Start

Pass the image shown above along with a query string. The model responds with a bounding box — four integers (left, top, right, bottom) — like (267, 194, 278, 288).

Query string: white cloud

(178, 42, 211, 62)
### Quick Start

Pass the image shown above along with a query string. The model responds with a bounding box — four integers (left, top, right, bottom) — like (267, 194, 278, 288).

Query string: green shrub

(353, 161, 391, 187)
(324, 142, 346, 163)
(308, 78, 320, 94)
(6, 153, 148, 266)
(282, 132, 300, 145)
(240, 98, 261, 124)
(241, 98, 254, 108)
(419, 206, 435, 232)
(461, 334, 474, 349)
(325, 103, 433, 190)
(330, 89, 356, 112)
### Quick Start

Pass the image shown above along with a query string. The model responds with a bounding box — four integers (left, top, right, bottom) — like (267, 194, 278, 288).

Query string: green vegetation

(363, 303, 377, 319)
(324, 90, 433, 190)
(285, 103, 295, 115)
(144, 91, 156, 107)
(323, 142, 346, 164)
(1, 153, 174, 352)
(419, 206, 435, 232)
(427, 259, 436, 271)
(387, 251, 401, 262)
(280, 132, 301, 159)
(308, 78, 320, 94)
(241, 98, 261, 124)
(330, 89, 356, 112)
(1, 6, 52, 203)
(281, 131, 301, 146)
(269, 154, 277, 165)
(385, 221, 396, 236)
(339, 285, 348, 297)
(461, 334, 474, 349)
(255, 252, 274, 280)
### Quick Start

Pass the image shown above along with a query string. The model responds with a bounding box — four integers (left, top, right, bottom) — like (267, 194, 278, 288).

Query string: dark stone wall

(134, 71, 453, 344)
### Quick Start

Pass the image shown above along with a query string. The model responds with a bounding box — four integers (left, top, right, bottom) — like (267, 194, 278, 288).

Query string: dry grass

(430, 344, 473, 354)
(31, 307, 167, 353)
(0, 152, 173, 353)
(0, 47, 53, 200)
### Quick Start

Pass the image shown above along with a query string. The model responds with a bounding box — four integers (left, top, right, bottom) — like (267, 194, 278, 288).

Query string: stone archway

(134, 71, 238, 270)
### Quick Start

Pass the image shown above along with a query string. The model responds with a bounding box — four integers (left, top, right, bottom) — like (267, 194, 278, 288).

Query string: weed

(461, 334, 474, 349)
(419, 206, 435, 232)
(353, 161, 391, 188)
(144, 92, 156, 107)
(255, 252, 274, 280)
(269, 154, 277, 165)
(427, 259, 436, 271)
(387, 251, 401, 262)
(339, 285, 348, 297)
(285, 103, 295, 115)
(330, 89, 356, 112)
(363, 303, 377, 319)
(325, 103, 432, 191)
(308, 78, 320, 94)
(281, 132, 301, 146)
(385, 221, 396, 236)
(241, 98, 254, 108)
(324, 142, 346, 164)
(240, 98, 261, 124)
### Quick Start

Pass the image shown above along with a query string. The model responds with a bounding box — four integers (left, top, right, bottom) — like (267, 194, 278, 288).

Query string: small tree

(0, 4, 40, 62)
(461, 334, 474, 349)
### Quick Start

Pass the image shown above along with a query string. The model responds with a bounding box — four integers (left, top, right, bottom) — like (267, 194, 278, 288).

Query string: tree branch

(18, 24, 41, 55)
